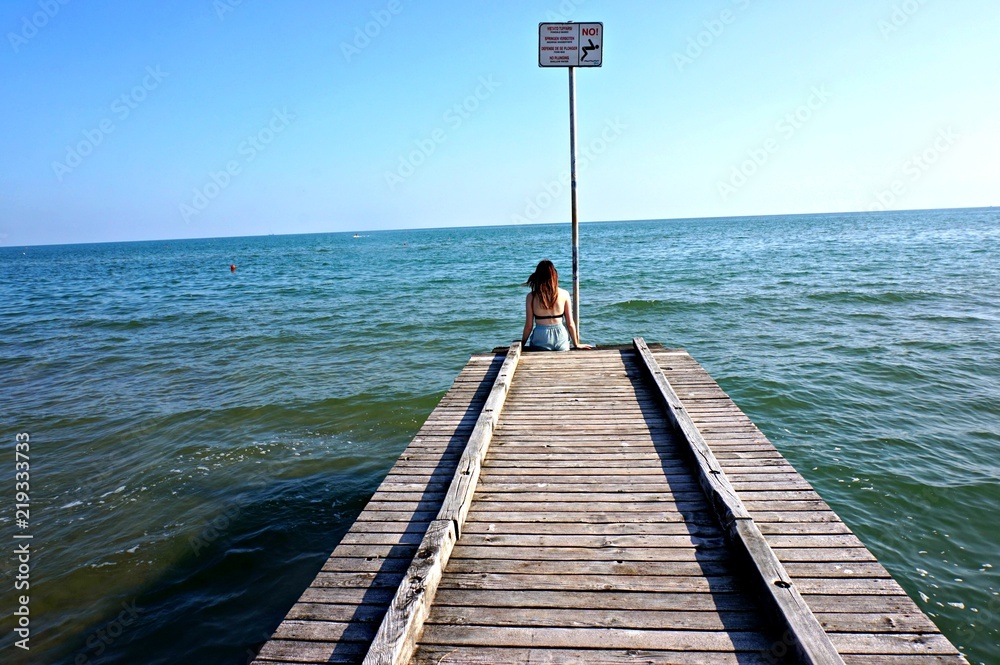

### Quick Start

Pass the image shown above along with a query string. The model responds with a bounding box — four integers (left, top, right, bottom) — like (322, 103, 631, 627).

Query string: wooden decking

(253, 344, 967, 665)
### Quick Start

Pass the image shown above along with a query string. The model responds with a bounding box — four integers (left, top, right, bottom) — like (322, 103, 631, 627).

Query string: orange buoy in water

(230, 264, 236, 272)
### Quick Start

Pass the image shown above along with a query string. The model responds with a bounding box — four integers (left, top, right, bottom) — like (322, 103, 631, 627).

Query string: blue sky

(2, 0, 998, 245)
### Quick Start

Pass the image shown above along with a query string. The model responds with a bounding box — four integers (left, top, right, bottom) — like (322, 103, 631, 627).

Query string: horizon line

(4, 204, 996, 250)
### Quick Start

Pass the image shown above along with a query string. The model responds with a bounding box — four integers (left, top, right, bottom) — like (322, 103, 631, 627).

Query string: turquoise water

(1, 208, 998, 664)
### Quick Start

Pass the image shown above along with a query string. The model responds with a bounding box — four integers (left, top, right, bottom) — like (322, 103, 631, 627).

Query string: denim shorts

(528, 322, 570, 351)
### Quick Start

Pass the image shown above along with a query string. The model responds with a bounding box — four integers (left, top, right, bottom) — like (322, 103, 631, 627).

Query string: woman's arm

(521, 293, 534, 346)
(562, 291, 593, 349)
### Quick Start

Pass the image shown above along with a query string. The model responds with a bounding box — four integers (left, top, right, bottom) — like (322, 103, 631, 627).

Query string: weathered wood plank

(441, 558, 736, 577)
(256, 639, 365, 663)
(432, 588, 757, 612)
(411, 646, 784, 665)
(452, 533, 725, 548)
(442, 545, 732, 562)
(829, 633, 962, 655)
(418, 624, 778, 651)
(436, 572, 745, 593)
(425, 605, 766, 631)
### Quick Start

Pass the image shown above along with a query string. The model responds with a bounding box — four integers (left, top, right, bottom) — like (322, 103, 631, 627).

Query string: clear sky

(2, 0, 998, 245)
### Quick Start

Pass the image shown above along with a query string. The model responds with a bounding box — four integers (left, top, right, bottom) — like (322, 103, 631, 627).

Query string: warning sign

(539, 22, 603, 67)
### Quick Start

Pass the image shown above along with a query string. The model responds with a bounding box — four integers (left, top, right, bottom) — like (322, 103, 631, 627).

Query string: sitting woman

(521, 260, 592, 351)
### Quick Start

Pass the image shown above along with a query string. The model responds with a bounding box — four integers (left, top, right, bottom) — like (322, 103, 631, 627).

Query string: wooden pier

(252, 341, 967, 665)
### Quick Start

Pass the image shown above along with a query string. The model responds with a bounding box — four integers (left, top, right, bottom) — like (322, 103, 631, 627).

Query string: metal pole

(568, 66, 580, 334)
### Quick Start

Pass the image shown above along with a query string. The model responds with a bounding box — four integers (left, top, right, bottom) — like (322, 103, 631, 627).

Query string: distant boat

(353, 234, 362, 238)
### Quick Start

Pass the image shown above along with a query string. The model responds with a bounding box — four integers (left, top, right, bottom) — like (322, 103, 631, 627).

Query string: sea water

(1, 208, 997, 664)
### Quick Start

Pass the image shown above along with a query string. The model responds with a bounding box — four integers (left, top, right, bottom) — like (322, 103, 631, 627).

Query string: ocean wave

(604, 298, 673, 314)
(806, 289, 937, 305)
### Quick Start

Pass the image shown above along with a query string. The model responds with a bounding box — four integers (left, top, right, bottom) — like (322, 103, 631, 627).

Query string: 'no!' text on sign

(539, 22, 603, 67)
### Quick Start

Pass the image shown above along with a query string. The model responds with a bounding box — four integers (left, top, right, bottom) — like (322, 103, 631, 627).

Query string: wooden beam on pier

(634, 337, 844, 665)
(362, 342, 522, 665)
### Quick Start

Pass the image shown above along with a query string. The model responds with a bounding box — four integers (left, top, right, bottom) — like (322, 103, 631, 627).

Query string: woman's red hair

(525, 260, 559, 310)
